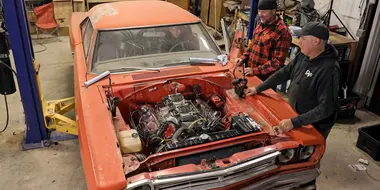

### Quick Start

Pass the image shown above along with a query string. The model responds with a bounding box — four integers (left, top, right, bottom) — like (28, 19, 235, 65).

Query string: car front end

(125, 146, 321, 190)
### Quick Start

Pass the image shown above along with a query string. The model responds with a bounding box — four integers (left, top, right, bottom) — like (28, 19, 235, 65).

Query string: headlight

(278, 149, 295, 163)
(299, 146, 315, 160)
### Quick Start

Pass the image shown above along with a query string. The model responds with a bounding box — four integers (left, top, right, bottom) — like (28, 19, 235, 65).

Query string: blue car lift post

(2, 0, 49, 149)
(248, 0, 259, 41)
(2, 0, 77, 150)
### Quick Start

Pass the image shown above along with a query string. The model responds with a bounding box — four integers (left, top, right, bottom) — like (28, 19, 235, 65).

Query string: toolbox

(336, 96, 360, 119)
(336, 86, 361, 119)
(356, 124, 380, 161)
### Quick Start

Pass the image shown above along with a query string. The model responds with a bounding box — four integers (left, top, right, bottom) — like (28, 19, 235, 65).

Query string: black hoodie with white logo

(256, 44, 341, 131)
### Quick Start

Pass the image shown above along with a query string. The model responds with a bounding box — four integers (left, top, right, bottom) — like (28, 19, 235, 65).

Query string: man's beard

(261, 16, 276, 25)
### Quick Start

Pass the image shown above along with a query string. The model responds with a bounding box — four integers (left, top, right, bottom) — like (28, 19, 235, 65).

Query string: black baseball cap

(294, 21, 329, 41)
(258, 0, 277, 10)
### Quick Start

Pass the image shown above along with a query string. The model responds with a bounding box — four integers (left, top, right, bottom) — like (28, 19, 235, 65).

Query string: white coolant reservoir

(118, 129, 142, 154)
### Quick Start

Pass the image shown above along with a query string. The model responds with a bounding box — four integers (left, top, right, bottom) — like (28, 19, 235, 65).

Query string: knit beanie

(258, 0, 278, 10)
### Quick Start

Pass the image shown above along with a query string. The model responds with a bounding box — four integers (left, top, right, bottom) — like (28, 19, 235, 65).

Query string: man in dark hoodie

(245, 21, 341, 139)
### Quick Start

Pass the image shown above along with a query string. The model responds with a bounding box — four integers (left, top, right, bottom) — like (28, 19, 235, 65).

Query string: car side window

(80, 19, 88, 39)
(81, 18, 94, 60)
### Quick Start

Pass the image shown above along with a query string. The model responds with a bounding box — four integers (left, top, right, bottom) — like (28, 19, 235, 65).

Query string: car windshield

(91, 23, 221, 73)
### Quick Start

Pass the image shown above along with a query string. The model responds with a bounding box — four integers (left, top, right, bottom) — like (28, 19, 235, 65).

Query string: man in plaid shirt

(239, 0, 292, 81)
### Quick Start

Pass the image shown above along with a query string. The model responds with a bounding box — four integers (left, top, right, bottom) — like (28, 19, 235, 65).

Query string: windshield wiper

(189, 57, 218, 64)
(164, 58, 216, 67)
(108, 67, 160, 73)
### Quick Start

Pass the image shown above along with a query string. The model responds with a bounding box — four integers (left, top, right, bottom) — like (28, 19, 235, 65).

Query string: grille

(126, 150, 280, 190)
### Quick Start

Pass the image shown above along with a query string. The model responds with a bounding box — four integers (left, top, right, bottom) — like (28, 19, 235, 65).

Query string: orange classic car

(69, 1, 325, 189)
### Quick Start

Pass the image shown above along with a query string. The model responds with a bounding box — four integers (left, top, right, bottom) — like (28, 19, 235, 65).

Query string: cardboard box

(73, 0, 86, 12)
(167, 0, 190, 10)
(208, 0, 226, 31)
(53, 1, 73, 27)
(200, 0, 211, 24)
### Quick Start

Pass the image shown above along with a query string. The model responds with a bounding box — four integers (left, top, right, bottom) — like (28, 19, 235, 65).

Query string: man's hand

(273, 126, 281, 135)
(243, 67, 253, 76)
(245, 87, 257, 96)
(232, 58, 253, 76)
(279, 119, 294, 133)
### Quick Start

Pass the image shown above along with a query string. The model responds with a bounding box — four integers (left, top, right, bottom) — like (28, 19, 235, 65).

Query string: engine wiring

(158, 137, 171, 143)
(206, 93, 226, 104)
(129, 109, 140, 129)
(188, 118, 207, 129)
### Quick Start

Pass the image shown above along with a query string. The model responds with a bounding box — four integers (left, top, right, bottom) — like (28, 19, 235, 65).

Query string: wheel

(169, 41, 197, 52)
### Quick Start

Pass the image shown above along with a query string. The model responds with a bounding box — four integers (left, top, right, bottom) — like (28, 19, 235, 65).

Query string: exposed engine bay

(127, 83, 262, 155)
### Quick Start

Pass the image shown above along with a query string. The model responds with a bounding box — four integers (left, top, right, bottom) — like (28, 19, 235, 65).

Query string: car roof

(87, 1, 201, 30)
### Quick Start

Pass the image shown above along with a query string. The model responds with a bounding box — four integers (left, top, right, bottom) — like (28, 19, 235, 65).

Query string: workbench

(236, 9, 357, 64)
(236, 10, 358, 68)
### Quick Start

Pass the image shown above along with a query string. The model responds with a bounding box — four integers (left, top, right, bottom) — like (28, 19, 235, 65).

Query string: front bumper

(241, 168, 320, 190)
(126, 150, 320, 190)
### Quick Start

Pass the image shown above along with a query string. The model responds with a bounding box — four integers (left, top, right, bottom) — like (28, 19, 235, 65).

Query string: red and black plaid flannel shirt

(241, 19, 292, 79)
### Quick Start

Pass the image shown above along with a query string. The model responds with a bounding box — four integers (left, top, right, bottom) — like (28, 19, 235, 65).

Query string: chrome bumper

(126, 151, 281, 190)
(126, 150, 320, 190)
(241, 168, 320, 190)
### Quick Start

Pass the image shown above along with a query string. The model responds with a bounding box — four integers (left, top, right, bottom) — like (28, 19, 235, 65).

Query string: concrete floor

(1, 37, 380, 190)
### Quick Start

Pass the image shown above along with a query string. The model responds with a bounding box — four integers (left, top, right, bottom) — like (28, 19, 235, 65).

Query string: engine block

(138, 93, 220, 134)
(131, 89, 261, 153)
(159, 93, 200, 126)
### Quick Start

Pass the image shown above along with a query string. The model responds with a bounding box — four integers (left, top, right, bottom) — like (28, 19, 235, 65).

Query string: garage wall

(314, 0, 364, 40)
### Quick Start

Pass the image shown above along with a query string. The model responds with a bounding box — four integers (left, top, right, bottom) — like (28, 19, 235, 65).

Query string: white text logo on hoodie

(305, 70, 313, 77)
